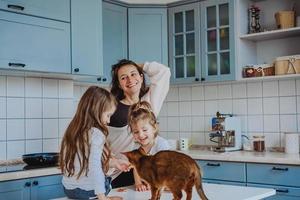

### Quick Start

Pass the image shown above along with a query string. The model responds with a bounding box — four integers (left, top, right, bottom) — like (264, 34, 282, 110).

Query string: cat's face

(131, 119, 157, 147)
(122, 149, 144, 166)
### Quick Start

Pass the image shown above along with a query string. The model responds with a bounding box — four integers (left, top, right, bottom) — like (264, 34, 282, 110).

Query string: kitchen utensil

(285, 132, 299, 154)
(22, 152, 59, 166)
(179, 138, 189, 150)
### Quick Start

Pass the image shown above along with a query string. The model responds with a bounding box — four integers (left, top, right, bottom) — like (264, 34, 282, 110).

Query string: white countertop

(52, 184, 276, 200)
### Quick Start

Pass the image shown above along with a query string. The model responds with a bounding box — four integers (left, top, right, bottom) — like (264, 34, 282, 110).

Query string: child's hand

(135, 182, 150, 192)
(114, 158, 131, 172)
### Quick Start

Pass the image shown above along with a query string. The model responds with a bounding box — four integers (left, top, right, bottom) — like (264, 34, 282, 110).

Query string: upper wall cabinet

(71, 0, 103, 76)
(102, 2, 128, 84)
(0, 10, 70, 73)
(168, 3, 200, 84)
(128, 8, 168, 65)
(0, 0, 70, 22)
(201, 0, 235, 82)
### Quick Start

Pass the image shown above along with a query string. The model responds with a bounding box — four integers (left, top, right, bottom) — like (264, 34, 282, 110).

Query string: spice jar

(253, 136, 265, 152)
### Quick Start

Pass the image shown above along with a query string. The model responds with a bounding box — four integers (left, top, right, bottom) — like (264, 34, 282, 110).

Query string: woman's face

(117, 64, 143, 97)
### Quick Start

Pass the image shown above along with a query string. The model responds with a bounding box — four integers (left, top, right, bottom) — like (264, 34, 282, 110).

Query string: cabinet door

(201, 0, 235, 81)
(0, 0, 70, 22)
(31, 175, 65, 200)
(71, 0, 103, 76)
(128, 8, 168, 65)
(103, 2, 127, 84)
(168, 3, 200, 84)
(0, 11, 71, 73)
(0, 179, 31, 200)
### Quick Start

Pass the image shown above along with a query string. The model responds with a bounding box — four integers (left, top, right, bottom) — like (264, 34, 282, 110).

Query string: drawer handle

(7, 4, 24, 11)
(8, 62, 26, 68)
(24, 182, 31, 187)
(32, 180, 39, 186)
(207, 163, 221, 167)
(275, 189, 289, 193)
(272, 167, 288, 171)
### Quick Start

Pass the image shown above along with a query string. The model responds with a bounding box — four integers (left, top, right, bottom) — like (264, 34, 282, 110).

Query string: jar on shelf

(253, 136, 265, 152)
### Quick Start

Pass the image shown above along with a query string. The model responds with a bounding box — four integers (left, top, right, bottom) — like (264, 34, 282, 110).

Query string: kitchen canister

(285, 132, 299, 154)
(179, 138, 190, 151)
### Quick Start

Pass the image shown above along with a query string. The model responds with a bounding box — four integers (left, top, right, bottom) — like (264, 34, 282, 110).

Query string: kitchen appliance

(22, 152, 59, 166)
(209, 112, 242, 152)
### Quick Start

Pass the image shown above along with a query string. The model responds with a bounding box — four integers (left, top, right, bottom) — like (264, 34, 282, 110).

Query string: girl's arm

(110, 157, 131, 172)
(133, 168, 149, 192)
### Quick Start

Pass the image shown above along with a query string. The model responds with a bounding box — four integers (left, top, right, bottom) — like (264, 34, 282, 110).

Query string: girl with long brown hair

(60, 86, 129, 200)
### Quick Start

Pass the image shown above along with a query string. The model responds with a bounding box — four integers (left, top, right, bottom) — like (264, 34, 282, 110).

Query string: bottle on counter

(253, 136, 265, 152)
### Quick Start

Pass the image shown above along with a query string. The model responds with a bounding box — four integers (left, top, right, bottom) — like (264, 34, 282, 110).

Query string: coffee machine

(209, 112, 242, 152)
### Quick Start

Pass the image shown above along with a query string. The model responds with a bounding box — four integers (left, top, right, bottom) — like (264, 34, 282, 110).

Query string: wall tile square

(296, 80, 300, 95)
(167, 132, 180, 140)
(192, 116, 205, 132)
(0, 97, 6, 118)
(279, 80, 296, 96)
(218, 99, 232, 114)
(7, 98, 24, 118)
(263, 115, 280, 132)
(166, 87, 178, 101)
(0, 76, 6, 96)
(204, 85, 218, 100)
(25, 140, 42, 154)
(179, 132, 191, 140)
(179, 87, 191, 101)
(59, 80, 73, 98)
(248, 115, 263, 132)
(167, 102, 179, 116)
(264, 132, 280, 148)
(43, 79, 58, 98)
(191, 101, 204, 116)
(280, 96, 296, 114)
(25, 78, 42, 97)
(43, 119, 59, 139)
(43, 99, 58, 118)
(191, 86, 204, 100)
(0, 119, 6, 141)
(7, 119, 24, 140)
(263, 97, 279, 115)
(59, 118, 71, 138)
(204, 116, 212, 132)
(247, 98, 263, 115)
(25, 119, 42, 139)
(59, 99, 74, 118)
(263, 81, 278, 97)
(159, 102, 168, 117)
(280, 115, 297, 132)
(191, 132, 205, 145)
(25, 98, 42, 118)
(7, 140, 24, 159)
(0, 142, 6, 160)
(43, 139, 59, 152)
(232, 83, 247, 98)
(240, 116, 248, 132)
(167, 117, 179, 131)
(233, 99, 247, 115)
(204, 100, 218, 116)
(179, 101, 191, 116)
(158, 117, 168, 132)
(218, 84, 232, 99)
(297, 97, 300, 114)
(247, 82, 262, 97)
(7, 76, 24, 97)
(180, 116, 192, 132)
(73, 85, 82, 100)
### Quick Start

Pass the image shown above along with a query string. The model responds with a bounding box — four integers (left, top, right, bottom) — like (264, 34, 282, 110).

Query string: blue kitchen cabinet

(71, 0, 103, 76)
(128, 8, 168, 65)
(0, 175, 64, 200)
(0, 10, 70, 73)
(102, 1, 128, 84)
(168, 3, 201, 84)
(200, 0, 235, 81)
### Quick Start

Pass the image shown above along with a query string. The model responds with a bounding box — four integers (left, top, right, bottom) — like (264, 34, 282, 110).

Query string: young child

(128, 101, 170, 192)
(60, 86, 129, 200)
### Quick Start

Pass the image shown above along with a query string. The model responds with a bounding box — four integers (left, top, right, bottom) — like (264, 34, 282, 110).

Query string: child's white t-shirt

(133, 136, 170, 155)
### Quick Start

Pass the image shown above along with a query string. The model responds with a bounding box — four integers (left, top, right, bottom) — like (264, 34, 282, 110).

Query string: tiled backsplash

(1, 75, 300, 160)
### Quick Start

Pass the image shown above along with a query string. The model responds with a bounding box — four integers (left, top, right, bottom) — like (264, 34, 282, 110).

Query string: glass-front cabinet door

(201, 0, 235, 81)
(168, 3, 200, 83)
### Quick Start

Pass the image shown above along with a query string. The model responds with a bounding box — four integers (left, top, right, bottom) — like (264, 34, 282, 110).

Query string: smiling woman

(107, 59, 171, 188)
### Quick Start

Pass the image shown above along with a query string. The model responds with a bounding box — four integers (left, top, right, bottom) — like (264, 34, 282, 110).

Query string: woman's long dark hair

(60, 86, 116, 178)
(110, 59, 149, 101)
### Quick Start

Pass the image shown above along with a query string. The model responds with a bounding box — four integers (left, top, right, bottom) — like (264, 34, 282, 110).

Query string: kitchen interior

(1, 0, 300, 199)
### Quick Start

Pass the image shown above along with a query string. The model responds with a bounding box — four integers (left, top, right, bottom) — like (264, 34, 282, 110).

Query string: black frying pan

(22, 152, 59, 166)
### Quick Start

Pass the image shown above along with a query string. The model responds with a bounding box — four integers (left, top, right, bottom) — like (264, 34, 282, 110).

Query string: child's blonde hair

(60, 86, 116, 178)
(128, 101, 159, 137)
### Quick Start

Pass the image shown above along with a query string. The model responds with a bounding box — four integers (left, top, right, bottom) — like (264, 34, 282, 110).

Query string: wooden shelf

(239, 73, 300, 82)
(239, 27, 300, 41)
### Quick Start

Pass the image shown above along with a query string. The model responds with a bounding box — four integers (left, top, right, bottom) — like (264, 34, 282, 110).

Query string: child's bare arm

(133, 168, 149, 192)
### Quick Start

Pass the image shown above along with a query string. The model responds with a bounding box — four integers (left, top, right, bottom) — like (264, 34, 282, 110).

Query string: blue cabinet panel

(203, 179, 246, 186)
(31, 175, 64, 200)
(0, 179, 30, 200)
(197, 160, 246, 182)
(128, 8, 168, 65)
(247, 163, 300, 187)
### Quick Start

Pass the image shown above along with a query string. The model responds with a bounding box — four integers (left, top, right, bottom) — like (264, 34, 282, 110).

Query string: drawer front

(203, 179, 246, 186)
(248, 183, 300, 199)
(247, 163, 300, 187)
(0, 11, 70, 73)
(197, 160, 246, 182)
(0, 0, 70, 21)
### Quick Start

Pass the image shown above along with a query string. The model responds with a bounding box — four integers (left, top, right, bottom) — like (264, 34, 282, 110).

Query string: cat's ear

(121, 151, 130, 159)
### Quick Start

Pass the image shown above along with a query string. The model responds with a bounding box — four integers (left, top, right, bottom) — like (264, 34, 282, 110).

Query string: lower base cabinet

(0, 174, 65, 200)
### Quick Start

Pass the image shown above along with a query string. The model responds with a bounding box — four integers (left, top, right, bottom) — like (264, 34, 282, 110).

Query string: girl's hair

(60, 86, 117, 178)
(128, 101, 158, 137)
(110, 59, 149, 101)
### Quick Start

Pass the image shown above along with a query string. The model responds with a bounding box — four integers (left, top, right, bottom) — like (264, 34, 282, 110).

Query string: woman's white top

(62, 127, 106, 195)
(107, 61, 170, 179)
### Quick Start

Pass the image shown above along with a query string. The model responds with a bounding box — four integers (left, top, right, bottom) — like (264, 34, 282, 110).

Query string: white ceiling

(119, 0, 181, 4)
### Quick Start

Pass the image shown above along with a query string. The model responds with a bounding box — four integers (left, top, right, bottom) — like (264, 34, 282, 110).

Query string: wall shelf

(239, 73, 300, 82)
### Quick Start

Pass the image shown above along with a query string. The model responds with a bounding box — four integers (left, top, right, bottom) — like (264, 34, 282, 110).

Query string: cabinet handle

(206, 163, 221, 167)
(8, 62, 25, 68)
(102, 77, 107, 82)
(24, 182, 31, 187)
(195, 78, 199, 81)
(32, 180, 39, 186)
(7, 4, 24, 11)
(97, 77, 102, 81)
(201, 77, 205, 81)
(272, 167, 288, 171)
(275, 189, 289, 193)
(74, 68, 79, 72)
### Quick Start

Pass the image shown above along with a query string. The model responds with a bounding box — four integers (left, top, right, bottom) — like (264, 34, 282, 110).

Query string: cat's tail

(195, 165, 209, 200)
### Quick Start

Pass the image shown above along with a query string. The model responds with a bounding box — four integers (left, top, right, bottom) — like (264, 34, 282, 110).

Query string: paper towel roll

(285, 132, 299, 154)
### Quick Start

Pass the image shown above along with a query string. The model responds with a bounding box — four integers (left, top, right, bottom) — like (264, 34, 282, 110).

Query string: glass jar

(253, 136, 265, 152)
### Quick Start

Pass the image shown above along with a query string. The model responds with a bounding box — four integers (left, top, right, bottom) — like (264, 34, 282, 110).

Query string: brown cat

(123, 149, 208, 200)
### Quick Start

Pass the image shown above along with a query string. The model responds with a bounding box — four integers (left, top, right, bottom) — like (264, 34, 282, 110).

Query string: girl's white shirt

(133, 136, 170, 155)
(62, 127, 106, 195)
(107, 61, 170, 179)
